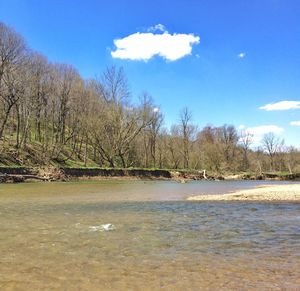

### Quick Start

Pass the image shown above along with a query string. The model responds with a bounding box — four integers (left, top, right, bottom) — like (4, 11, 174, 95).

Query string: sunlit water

(0, 180, 299, 290)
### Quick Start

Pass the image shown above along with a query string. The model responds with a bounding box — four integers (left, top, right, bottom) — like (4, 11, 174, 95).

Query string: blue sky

(0, 0, 299, 146)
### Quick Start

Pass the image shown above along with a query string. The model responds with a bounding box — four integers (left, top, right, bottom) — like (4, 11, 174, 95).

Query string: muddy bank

(0, 167, 175, 183)
(234, 172, 300, 181)
(188, 184, 300, 202)
(0, 166, 299, 183)
(0, 167, 31, 175)
(0, 167, 65, 183)
(0, 167, 209, 183)
(63, 168, 172, 179)
(0, 174, 50, 183)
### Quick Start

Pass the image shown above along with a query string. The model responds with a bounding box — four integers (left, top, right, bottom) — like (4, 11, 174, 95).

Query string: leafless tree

(262, 133, 284, 171)
(239, 130, 253, 170)
(0, 22, 27, 139)
(99, 65, 130, 104)
(180, 107, 195, 168)
(139, 92, 163, 167)
(217, 124, 239, 169)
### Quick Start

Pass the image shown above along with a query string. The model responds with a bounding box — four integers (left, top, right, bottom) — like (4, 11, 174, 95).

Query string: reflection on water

(0, 181, 299, 290)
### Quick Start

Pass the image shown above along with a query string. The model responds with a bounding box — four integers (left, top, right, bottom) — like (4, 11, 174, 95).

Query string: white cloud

(243, 125, 284, 144)
(247, 125, 284, 135)
(111, 26, 200, 61)
(148, 24, 167, 33)
(290, 121, 300, 126)
(259, 100, 300, 111)
(238, 124, 245, 130)
(238, 52, 246, 58)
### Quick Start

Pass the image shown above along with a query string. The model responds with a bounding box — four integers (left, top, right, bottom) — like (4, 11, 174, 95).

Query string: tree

(27, 52, 51, 143)
(239, 130, 253, 170)
(179, 107, 195, 169)
(168, 125, 182, 169)
(90, 71, 155, 168)
(98, 66, 130, 104)
(53, 64, 79, 144)
(284, 146, 300, 173)
(0, 22, 27, 139)
(197, 126, 221, 171)
(218, 124, 239, 169)
(262, 133, 284, 171)
(139, 92, 163, 167)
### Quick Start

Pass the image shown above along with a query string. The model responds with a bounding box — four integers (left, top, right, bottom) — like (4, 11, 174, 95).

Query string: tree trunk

(0, 104, 14, 139)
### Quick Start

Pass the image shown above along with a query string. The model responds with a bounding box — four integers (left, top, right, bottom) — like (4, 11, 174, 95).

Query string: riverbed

(0, 180, 299, 290)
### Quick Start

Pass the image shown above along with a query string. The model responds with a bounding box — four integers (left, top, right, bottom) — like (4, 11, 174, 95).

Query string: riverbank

(188, 184, 300, 201)
(1, 166, 300, 183)
(0, 167, 193, 183)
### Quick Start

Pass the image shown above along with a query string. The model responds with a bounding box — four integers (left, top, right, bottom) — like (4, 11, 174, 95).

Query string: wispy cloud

(238, 52, 246, 59)
(147, 24, 167, 33)
(242, 125, 284, 144)
(259, 100, 300, 111)
(290, 121, 300, 126)
(111, 25, 200, 61)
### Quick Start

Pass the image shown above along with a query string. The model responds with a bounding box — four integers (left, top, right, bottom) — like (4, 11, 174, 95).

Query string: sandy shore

(188, 184, 300, 201)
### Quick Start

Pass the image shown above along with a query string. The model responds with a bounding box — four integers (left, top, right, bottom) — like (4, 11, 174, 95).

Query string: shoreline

(1, 166, 300, 184)
(187, 184, 300, 202)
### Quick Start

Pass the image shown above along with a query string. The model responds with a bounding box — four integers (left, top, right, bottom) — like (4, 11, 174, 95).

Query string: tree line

(0, 22, 299, 173)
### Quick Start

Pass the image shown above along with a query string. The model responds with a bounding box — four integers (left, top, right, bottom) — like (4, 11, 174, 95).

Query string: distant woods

(0, 22, 299, 173)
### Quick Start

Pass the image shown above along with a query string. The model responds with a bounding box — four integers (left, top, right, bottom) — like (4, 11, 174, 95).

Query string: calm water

(0, 180, 299, 290)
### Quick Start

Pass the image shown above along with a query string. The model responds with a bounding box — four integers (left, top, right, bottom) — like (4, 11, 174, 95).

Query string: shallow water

(0, 180, 299, 290)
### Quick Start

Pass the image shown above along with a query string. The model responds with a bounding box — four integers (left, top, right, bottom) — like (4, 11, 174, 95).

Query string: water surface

(0, 180, 299, 290)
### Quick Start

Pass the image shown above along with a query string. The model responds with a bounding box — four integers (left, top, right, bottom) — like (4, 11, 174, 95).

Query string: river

(0, 180, 299, 290)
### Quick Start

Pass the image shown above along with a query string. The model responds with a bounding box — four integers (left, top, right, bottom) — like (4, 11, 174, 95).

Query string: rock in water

(102, 224, 116, 231)
(88, 224, 116, 232)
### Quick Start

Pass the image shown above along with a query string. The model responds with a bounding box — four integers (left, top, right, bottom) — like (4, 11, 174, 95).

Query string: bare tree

(90, 73, 155, 168)
(27, 52, 51, 143)
(99, 66, 130, 104)
(284, 146, 300, 173)
(53, 64, 79, 144)
(168, 125, 182, 169)
(239, 130, 253, 170)
(197, 126, 222, 172)
(0, 22, 27, 139)
(139, 92, 163, 167)
(180, 107, 195, 169)
(262, 133, 284, 171)
(217, 124, 239, 169)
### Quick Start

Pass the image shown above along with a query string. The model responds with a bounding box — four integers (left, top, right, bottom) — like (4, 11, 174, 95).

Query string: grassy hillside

(0, 139, 99, 168)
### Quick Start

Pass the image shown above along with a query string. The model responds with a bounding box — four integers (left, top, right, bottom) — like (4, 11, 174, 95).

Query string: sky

(0, 0, 299, 146)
